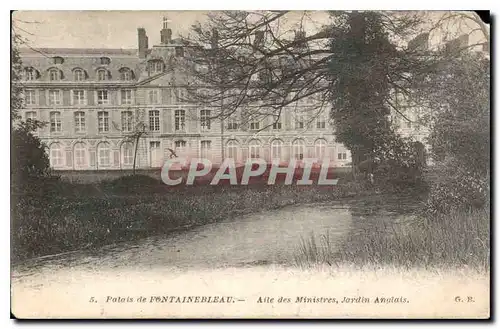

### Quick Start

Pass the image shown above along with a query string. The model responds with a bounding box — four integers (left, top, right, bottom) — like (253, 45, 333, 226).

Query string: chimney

(254, 31, 265, 48)
(445, 34, 469, 53)
(160, 17, 172, 44)
(408, 33, 429, 51)
(211, 28, 219, 49)
(138, 28, 149, 59)
(294, 30, 307, 48)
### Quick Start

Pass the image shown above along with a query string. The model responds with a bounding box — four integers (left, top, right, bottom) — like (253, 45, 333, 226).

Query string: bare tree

(173, 11, 445, 175)
(429, 11, 489, 53)
(112, 108, 148, 175)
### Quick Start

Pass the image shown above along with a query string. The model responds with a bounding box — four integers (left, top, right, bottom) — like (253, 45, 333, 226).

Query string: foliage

(11, 32, 52, 187)
(11, 121, 51, 186)
(11, 43, 23, 121)
(424, 52, 490, 213)
(327, 12, 433, 184)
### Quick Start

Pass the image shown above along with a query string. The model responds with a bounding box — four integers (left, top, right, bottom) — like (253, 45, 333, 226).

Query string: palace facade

(17, 19, 429, 172)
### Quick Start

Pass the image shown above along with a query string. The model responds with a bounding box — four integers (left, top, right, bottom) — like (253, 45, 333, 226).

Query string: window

(316, 116, 326, 129)
(122, 142, 134, 166)
(200, 110, 211, 131)
(295, 113, 305, 129)
(150, 141, 162, 167)
(97, 142, 111, 167)
(149, 110, 160, 131)
(175, 47, 184, 57)
(48, 89, 61, 105)
(175, 140, 187, 148)
(121, 111, 133, 132)
(74, 111, 86, 133)
(272, 118, 282, 130)
(292, 139, 305, 160)
(200, 140, 211, 158)
(148, 90, 159, 104)
(120, 68, 133, 81)
(74, 143, 87, 167)
(72, 90, 86, 105)
(175, 88, 187, 102)
(50, 111, 61, 132)
(100, 57, 111, 65)
(249, 140, 261, 159)
(227, 116, 238, 130)
(73, 69, 86, 81)
(315, 139, 327, 159)
(25, 111, 36, 121)
(25, 67, 37, 81)
(175, 140, 187, 156)
(49, 143, 64, 167)
(53, 56, 64, 65)
(97, 90, 109, 105)
(49, 68, 61, 81)
(392, 115, 400, 126)
(121, 89, 132, 105)
(98, 111, 109, 133)
(148, 60, 164, 74)
(175, 110, 186, 131)
(337, 151, 347, 160)
(259, 68, 273, 84)
(249, 118, 260, 131)
(97, 69, 109, 81)
(24, 90, 36, 105)
(271, 139, 283, 160)
(226, 140, 238, 161)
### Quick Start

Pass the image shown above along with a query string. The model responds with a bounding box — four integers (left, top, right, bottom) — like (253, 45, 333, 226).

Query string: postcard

(10, 10, 490, 319)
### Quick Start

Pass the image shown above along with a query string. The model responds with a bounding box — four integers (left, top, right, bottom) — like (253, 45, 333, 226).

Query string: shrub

(100, 174, 163, 194)
(425, 158, 489, 214)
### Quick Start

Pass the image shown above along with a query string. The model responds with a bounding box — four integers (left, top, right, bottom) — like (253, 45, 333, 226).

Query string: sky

(12, 11, 332, 49)
(12, 11, 213, 49)
(12, 11, 488, 50)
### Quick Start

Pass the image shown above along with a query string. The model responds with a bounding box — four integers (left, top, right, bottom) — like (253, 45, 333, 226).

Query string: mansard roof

(20, 48, 138, 56)
(19, 47, 147, 82)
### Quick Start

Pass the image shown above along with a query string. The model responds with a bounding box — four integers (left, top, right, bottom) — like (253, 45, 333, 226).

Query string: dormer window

(48, 68, 63, 81)
(119, 67, 134, 81)
(175, 47, 184, 57)
(97, 68, 110, 81)
(99, 57, 111, 65)
(24, 67, 39, 81)
(148, 60, 164, 75)
(73, 68, 87, 81)
(53, 56, 64, 65)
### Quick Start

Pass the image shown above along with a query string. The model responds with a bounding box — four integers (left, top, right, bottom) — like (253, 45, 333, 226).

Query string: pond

(12, 195, 421, 286)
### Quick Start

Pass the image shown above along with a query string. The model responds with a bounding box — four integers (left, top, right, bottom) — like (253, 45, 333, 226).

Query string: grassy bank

(12, 173, 373, 262)
(294, 206, 490, 272)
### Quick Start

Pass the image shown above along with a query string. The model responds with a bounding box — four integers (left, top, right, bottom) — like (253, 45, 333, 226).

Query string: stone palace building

(17, 19, 429, 173)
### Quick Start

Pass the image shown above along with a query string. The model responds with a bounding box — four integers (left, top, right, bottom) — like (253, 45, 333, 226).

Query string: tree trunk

(351, 148, 369, 181)
(132, 135, 140, 175)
